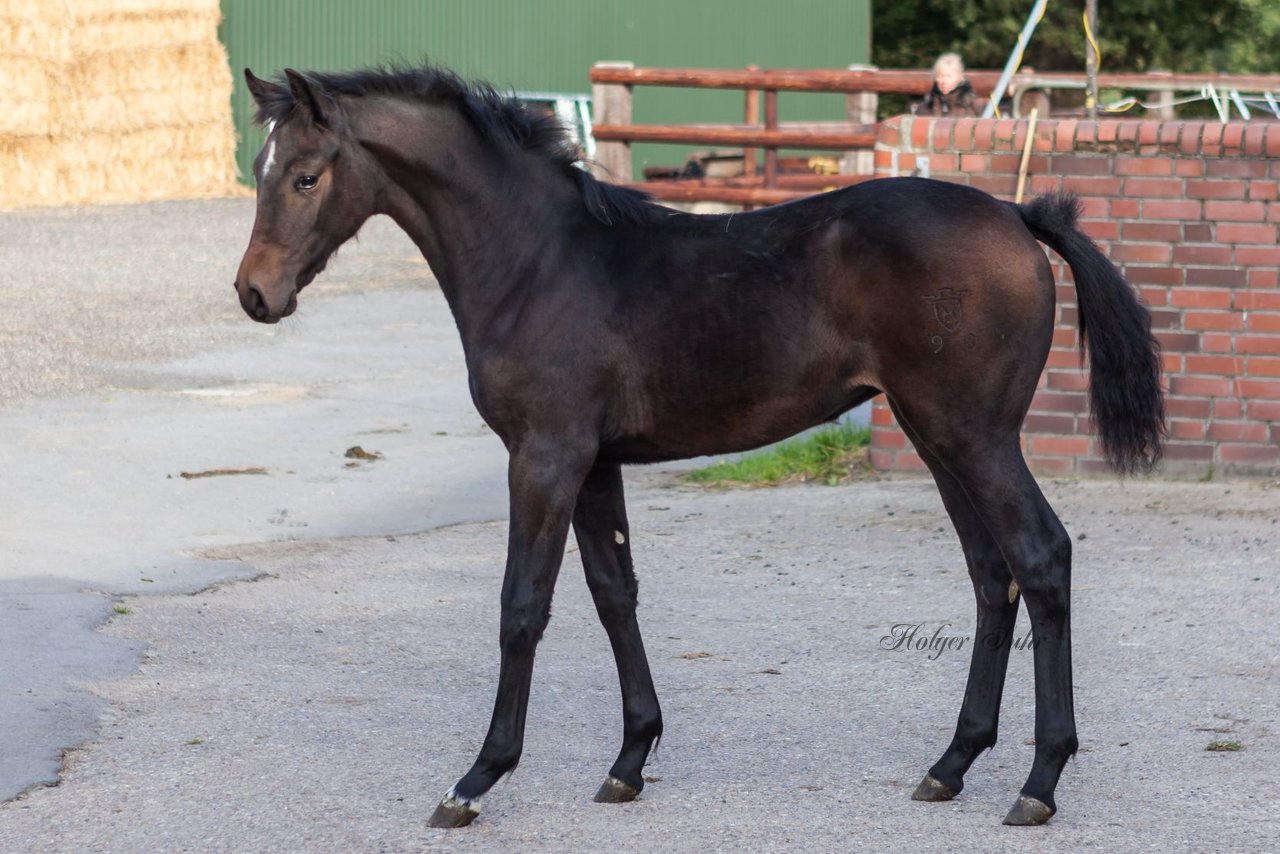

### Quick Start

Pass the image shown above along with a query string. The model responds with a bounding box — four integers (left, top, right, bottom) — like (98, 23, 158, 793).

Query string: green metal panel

(220, 0, 871, 182)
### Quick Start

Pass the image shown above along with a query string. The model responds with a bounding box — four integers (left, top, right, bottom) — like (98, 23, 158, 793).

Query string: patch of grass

(112, 605, 131, 615)
(186, 738, 205, 746)
(1205, 739, 1242, 752)
(683, 424, 872, 487)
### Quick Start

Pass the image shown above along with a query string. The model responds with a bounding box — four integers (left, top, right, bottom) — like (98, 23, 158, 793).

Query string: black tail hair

(1015, 193, 1165, 473)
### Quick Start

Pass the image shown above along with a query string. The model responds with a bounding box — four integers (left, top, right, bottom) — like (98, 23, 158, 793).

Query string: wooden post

(743, 65, 760, 178)
(1015, 108, 1039, 204)
(842, 64, 878, 175)
(1149, 71, 1175, 120)
(763, 89, 778, 188)
(590, 61, 634, 182)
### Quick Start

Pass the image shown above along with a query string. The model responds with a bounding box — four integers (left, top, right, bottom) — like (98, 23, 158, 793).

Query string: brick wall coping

(880, 115, 1280, 159)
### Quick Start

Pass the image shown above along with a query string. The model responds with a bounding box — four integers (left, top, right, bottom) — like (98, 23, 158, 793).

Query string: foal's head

(234, 69, 379, 323)
(234, 65, 664, 323)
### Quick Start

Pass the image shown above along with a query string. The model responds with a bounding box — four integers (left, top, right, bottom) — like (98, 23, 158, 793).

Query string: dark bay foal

(233, 66, 1164, 828)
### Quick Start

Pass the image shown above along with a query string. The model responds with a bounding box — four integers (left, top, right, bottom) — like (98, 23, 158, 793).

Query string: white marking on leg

(441, 785, 481, 812)
(614, 530, 626, 545)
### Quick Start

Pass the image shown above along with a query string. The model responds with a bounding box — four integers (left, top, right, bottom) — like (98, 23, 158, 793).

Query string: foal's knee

(499, 603, 551, 652)
(584, 569, 639, 621)
(1009, 525, 1072, 616)
(589, 586, 637, 623)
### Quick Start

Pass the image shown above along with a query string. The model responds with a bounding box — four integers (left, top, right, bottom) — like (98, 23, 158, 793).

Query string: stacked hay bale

(0, 0, 238, 209)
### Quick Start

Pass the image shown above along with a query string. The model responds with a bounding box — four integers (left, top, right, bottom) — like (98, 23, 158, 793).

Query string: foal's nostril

(247, 284, 266, 311)
(243, 283, 271, 320)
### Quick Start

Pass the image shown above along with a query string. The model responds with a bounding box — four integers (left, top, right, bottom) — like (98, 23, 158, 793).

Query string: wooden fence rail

(588, 65, 1003, 95)
(590, 123, 877, 150)
(589, 61, 892, 204)
(588, 63, 1280, 206)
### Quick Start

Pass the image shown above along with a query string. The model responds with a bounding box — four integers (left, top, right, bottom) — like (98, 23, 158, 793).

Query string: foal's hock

(233, 65, 1165, 829)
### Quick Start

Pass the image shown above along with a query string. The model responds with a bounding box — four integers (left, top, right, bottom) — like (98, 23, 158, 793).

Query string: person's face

(936, 65, 963, 94)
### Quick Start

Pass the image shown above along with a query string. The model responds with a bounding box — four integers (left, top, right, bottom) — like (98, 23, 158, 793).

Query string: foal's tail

(1013, 193, 1165, 474)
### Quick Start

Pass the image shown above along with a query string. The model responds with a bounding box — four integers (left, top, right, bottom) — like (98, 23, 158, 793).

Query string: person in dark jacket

(912, 52, 980, 116)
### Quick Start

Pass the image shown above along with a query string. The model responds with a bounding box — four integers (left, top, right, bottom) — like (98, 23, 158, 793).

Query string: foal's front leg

(572, 464, 663, 803)
(429, 438, 594, 828)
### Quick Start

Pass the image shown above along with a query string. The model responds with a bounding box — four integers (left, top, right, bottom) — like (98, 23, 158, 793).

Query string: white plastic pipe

(983, 0, 1051, 118)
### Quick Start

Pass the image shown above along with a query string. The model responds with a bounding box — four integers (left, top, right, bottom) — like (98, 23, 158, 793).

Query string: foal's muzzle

(237, 281, 298, 324)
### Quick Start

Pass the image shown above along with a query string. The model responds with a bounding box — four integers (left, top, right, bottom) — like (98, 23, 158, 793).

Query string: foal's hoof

(911, 774, 957, 802)
(428, 790, 481, 828)
(1002, 794, 1055, 826)
(593, 775, 641, 803)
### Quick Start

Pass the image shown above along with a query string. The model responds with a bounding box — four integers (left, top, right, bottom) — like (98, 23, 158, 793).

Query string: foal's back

(591, 178, 1054, 464)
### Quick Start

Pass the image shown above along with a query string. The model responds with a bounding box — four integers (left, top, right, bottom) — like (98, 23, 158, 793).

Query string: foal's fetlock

(595, 719, 661, 804)
(913, 730, 993, 802)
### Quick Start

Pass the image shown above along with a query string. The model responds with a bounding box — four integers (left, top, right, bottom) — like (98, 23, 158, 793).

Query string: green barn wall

(220, 0, 872, 182)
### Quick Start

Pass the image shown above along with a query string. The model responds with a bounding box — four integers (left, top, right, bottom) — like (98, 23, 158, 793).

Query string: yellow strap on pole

(1083, 8, 1102, 116)
(1082, 11, 1102, 66)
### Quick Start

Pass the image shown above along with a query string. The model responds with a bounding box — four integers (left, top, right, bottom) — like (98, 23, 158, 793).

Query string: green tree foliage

(874, 0, 1278, 74)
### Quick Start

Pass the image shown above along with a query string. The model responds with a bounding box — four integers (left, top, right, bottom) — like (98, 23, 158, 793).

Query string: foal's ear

(244, 68, 283, 108)
(284, 68, 340, 129)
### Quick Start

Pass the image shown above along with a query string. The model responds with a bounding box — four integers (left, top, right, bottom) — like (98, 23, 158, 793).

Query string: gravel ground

(0, 197, 426, 403)
(0, 199, 510, 802)
(1, 197, 1276, 852)
(1, 476, 1276, 852)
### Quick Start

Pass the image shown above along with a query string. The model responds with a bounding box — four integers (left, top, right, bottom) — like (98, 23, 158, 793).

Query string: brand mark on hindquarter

(924, 287, 968, 333)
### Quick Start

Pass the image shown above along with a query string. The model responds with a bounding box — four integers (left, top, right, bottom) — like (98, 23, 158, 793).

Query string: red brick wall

(869, 115, 1280, 477)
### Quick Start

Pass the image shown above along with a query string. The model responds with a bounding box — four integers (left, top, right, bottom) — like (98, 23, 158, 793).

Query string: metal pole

(1085, 0, 1099, 119)
(983, 0, 1050, 118)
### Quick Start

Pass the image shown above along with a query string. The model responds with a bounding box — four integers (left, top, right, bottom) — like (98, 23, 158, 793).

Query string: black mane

(254, 65, 663, 227)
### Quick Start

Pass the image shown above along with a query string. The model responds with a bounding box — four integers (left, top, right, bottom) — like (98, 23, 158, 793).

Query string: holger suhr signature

(880, 622, 1040, 660)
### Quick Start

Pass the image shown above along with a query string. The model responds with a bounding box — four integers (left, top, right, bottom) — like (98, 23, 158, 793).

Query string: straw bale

(70, 0, 219, 16)
(0, 0, 237, 209)
(61, 42, 232, 133)
(0, 0, 64, 19)
(68, 9, 218, 55)
(0, 3, 72, 60)
(0, 135, 59, 207)
(0, 23, 69, 62)
(0, 58, 58, 135)
(0, 121, 236, 208)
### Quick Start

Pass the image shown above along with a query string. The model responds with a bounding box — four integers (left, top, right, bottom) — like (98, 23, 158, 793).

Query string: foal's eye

(294, 174, 319, 191)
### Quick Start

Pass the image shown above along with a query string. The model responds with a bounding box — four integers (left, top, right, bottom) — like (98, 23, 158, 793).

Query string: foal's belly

(600, 378, 878, 466)
(598, 266, 877, 465)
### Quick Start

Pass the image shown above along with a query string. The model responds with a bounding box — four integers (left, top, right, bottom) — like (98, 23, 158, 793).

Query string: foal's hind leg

(894, 403, 1077, 824)
(980, 452, 1078, 826)
(891, 413, 1021, 803)
(572, 463, 663, 802)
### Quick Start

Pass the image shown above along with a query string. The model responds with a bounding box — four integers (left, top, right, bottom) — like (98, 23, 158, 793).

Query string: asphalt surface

(0, 199, 510, 801)
(1, 198, 1277, 851)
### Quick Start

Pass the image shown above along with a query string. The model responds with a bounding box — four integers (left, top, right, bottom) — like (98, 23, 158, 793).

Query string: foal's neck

(354, 97, 590, 355)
